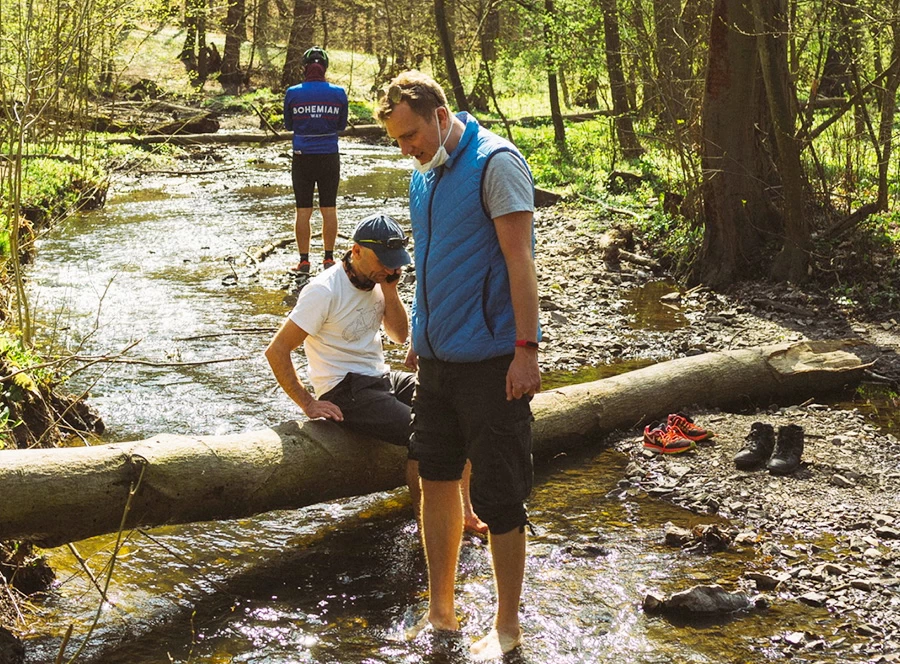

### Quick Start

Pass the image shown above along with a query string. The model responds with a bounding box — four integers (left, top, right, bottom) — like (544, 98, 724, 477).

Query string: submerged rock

(0, 627, 24, 664)
(643, 584, 756, 615)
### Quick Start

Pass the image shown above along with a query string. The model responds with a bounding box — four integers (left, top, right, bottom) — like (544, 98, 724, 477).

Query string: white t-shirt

(288, 263, 388, 397)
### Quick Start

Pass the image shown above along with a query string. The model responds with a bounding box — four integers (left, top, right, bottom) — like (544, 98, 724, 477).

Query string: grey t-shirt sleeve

(482, 151, 535, 219)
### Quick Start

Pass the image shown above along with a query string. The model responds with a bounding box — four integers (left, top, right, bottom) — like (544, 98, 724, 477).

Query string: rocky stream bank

(528, 203, 900, 663)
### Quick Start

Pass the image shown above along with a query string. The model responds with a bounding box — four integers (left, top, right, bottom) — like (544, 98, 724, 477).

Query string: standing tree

(599, 0, 643, 157)
(281, 0, 315, 89)
(434, 0, 469, 111)
(876, 0, 900, 211)
(751, 0, 807, 282)
(544, 0, 566, 144)
(693, 0, 774, 287)
(220, 0, 248, 94)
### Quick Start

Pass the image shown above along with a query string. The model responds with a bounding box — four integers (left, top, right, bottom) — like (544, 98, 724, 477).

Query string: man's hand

(506, 349, 541, 400)
(404, 346, 419, 371)
(302, 398, 345, 421)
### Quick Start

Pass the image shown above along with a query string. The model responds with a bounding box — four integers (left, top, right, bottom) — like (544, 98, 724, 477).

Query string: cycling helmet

(303, 46, 329, 70)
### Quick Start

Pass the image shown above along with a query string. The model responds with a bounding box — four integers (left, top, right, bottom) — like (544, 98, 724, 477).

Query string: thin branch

(140, 166, 237, 175)
(67, 354, 254, 369)
(65, 544, 111, 605)
(800, 62, 896, 145)
(64, 463, 147, 664)
(175, 327, 277, 341)
(0, 340, 142, 382)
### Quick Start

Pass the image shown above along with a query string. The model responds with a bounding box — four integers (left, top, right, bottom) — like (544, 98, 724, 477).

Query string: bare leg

(320, 206, 338, 253)
(460, 461, 487, 534)
(407, 478, 462, 637)
(470, 527, 526, 659)
(294, 207, 314, 256)
(406, 459, 421, 522)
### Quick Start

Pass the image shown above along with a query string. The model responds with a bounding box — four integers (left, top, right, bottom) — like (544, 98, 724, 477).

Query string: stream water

(21, 140, 863, 662)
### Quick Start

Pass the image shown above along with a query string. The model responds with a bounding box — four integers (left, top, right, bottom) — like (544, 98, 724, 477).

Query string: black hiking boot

(767, 424, 804, 475)
(734, 422, 775, 470)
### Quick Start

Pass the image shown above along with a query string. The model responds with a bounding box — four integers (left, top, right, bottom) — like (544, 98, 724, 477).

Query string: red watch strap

(515, 339, 539, 349)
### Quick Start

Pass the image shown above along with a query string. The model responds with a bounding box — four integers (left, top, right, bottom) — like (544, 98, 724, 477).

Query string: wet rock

(0, 627, 24, 664)
(831, 474, 856, 488)
(642, 584, 754, 615)
(798, 591, 828, 606)
(875, 526, 900, 539)
(664, 524, 692, 547)
(856, 623, 882, 637)
(745, 572, 783, 591)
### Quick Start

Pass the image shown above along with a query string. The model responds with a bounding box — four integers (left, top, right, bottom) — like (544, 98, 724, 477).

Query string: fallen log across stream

(0, 340, 869, 547)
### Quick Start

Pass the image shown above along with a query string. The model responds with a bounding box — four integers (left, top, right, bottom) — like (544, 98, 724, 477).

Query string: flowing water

(21, 141, 868, 662)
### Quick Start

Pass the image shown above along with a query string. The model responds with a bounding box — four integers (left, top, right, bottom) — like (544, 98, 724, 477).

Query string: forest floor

(530, 202, 900, 663)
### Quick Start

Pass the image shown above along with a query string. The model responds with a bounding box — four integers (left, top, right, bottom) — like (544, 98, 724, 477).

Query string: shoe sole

(643, 441, 696, 454)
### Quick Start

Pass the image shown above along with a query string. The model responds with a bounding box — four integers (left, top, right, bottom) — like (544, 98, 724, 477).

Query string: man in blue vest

(283, 46, 348, 273)
(375, 71, 540, 660)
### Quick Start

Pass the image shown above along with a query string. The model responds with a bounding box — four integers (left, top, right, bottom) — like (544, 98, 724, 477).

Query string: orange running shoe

(666, 412, 714, 441)
(643, 422, 696, 454)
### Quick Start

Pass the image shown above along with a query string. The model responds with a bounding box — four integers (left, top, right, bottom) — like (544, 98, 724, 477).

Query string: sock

(300, 253, 309, 263)
(324, 250, 334, 262)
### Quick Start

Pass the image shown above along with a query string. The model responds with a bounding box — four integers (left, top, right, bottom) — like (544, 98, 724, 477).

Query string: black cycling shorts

(291, 152, 340, 208)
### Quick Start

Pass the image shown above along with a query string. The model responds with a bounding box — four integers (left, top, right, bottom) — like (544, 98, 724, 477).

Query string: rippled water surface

(23, 141, 856, 663)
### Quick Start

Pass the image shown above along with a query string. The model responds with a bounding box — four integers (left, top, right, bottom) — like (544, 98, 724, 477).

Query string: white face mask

(413, 109, 450, 174)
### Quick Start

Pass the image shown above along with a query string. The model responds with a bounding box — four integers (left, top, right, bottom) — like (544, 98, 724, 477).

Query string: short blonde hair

(374, 71, 449, 124)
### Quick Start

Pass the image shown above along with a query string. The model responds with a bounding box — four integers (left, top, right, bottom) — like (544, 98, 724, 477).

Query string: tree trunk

(693, 0, 773, 288)
(281, 0, 315, 89)
(434, 0, 468, 111)
(180, 0, 199, 70)
(196, 3, 208, 86)
(544, 0, 566, 144)
(599, 0, 643, 157)
(469, 3, 499, 113)
(220, 0, 248, 94)
(878, 2, 900, 211)
(750, 0, 808, 283)
(0, 341, 867, 547)
(653, 0, 689, 125)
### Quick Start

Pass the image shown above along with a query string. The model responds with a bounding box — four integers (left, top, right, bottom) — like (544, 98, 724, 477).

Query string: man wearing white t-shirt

(265, 214, 485, 531)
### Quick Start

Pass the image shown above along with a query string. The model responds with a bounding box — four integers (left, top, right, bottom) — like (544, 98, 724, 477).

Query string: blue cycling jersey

(283, 81, 348, 154)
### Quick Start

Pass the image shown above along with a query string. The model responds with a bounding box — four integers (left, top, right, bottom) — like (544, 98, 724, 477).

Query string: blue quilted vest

(409, 112, 535, 362)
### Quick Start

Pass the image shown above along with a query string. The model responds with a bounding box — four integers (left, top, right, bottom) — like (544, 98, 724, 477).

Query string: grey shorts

(410, 355, 534, 534)
(319, 371, 416, 453)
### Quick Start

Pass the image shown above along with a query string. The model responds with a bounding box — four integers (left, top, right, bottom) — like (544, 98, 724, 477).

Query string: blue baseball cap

(353, 214, 412, 269)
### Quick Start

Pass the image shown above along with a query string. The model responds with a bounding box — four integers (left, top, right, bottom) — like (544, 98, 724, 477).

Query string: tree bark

(434, 0, 469, 111)
(0, 341, 868, 547)
(220, 0, 248, 94)
(693, 0, 773, 288)
(877, 2, 900, 211)
(653, 0, 689, 125)
(599, 0, 643, 157)
(544, 0, 566, 144)
(750, 0, 808, 283)
(280, 0, 315, 89)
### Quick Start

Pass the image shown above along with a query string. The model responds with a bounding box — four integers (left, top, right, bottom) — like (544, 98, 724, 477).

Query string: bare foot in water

(470, 627, 523, 660)
(404, 614, 460, 641)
